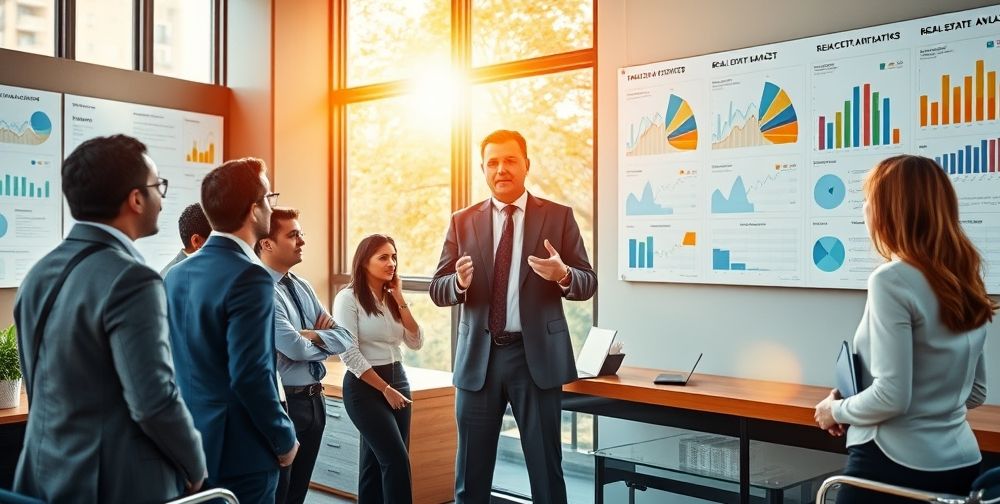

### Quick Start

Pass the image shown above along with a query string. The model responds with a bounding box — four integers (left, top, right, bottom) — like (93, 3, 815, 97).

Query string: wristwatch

(557, 266, 572, 287)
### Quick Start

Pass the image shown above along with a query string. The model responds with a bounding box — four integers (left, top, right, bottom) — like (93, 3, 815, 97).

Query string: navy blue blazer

(164, 236, 296, 480)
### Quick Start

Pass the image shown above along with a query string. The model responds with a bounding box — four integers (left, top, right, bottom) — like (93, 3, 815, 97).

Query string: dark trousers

(343, 362, 413, 504)
(210, 468, 279, 504)
(276, 387, 327, 504)
(836, 440, 980, 504)
(455, 340, 566, 504)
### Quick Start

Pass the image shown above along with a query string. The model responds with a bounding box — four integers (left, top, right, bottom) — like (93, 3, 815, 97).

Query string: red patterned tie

(489, 205, 517, 338)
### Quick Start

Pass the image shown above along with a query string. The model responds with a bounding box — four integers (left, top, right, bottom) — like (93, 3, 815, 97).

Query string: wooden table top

(0, 389, 28, 425)
(321, 360, 454, 400)
(563, 365, 1000, 452)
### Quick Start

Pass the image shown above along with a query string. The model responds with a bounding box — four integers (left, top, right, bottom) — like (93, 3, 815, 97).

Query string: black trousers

(836, 440, 980, 504)
(275, 388, 327, 504)
(455, 340, 566, 504)
(343, 362, 413, 504)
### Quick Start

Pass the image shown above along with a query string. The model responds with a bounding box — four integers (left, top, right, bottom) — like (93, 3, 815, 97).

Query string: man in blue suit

(165, 157, 298, 503)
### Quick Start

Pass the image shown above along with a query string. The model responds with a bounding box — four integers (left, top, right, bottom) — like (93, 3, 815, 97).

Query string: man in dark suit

(160, 202, 211, 276)
(165, 158, 298, 503)
(14, 134, 206, 502)
(431, 130, 597, 503)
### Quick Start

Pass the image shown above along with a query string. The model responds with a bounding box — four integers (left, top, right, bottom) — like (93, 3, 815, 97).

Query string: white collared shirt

(490, 191, 528, 332)
(77, 221, 145, 263)
(209, 230, 263, 265)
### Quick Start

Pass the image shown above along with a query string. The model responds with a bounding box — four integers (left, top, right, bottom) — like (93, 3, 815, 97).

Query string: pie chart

(814, 174, 846, 209)
(0, 212, 7, 239)
(813, 236, 845, 272)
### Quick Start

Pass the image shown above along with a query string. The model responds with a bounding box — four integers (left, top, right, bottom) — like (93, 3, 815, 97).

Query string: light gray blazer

(13, 224, 206, 503)
(832, 260, 988, 471)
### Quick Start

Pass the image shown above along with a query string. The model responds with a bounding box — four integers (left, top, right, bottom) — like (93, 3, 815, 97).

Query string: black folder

(836, 340, 861, 398)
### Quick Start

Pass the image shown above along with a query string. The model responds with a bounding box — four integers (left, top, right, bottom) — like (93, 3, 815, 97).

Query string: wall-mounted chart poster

(0, 84, 62, 288)
(64, 95, 224, 273)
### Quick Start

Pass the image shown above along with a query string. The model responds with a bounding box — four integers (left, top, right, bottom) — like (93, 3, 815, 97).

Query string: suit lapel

(472, 199, 494, 293)
(519, 194, 546, 289)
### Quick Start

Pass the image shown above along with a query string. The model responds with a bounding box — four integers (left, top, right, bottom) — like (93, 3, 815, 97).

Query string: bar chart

(929, 137, 999, 175)
(816, 84, 901, 150)
(0, 173, 52, 199)
(625, 229, 698, 274)
(185, 139, 216, 164)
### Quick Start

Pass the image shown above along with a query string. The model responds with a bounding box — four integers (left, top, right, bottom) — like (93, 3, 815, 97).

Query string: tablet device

(654, 353, 703, 386)
(576, 327, 617, 378)
(836, 340, 860, 398)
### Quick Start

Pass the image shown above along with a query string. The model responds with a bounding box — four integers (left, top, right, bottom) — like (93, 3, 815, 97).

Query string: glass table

(593, 433, 845, 503)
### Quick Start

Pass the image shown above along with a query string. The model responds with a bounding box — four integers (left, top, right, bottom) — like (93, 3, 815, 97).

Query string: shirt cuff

(831, 398, 845, 424)
(455, 276, 468, 294)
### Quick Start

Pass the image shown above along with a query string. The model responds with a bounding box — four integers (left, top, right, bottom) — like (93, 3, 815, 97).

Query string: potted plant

(0, 324, 21, 409)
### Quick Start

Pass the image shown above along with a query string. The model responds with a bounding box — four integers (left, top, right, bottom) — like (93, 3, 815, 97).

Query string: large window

(75, 0, 132, 69)
(335, 1, 595, 501)
(0, 0, 54, 56)
(0, 0, 217, 83)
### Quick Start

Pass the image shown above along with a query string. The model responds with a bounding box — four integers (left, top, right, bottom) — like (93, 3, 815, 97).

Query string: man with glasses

(165, 158, 298, 503)
(13, 135, 206, 502)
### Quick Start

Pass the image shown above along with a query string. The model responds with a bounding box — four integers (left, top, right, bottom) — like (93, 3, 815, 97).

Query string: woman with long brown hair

(333, 234, 423, 504)
(814, 155, 996, 503)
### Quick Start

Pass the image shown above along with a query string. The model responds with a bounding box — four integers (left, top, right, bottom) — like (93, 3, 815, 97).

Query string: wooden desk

(312, 361, 456, 503)
(563, 366, 1000, 504)
(563, 366, 1000, 452)
(0, 390, 28, 425)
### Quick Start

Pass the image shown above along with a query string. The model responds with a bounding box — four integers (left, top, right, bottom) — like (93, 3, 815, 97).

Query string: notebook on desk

(576, 327, 618, 378)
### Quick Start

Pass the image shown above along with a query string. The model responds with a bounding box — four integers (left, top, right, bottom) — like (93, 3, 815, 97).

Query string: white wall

(595, 0, 1000, 414)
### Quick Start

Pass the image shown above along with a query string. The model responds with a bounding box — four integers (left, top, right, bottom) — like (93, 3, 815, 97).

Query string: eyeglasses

(265, 192, 280, 206)
(139, 177, 169, 197)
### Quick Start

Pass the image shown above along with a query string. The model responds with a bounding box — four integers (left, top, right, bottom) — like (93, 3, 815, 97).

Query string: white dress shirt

(333, 287, 423, 374)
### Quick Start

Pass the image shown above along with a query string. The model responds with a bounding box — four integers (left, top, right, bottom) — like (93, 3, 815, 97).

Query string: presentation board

(0, 84, 63, 288)
(64, 95, 223, 273)
(618, 4, 1000, 293)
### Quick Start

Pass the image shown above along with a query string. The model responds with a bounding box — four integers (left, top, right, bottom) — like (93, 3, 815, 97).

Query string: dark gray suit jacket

(430, 194, 597, 390)
(13, 224, 206, 503)
(159, 249, 188, 277)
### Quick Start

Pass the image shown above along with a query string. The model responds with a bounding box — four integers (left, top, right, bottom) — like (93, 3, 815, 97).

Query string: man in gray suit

(431, 130, 597, 503)
(13, 134, 207, 503)
(160, 202, 211, 276)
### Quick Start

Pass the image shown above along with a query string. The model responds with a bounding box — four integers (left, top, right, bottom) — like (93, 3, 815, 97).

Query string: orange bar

(942, 75, 950, 125)
(892, 128, 900, 144)
(931, 102, 939, 125)
(954, 86, 962, 123)
(920, 95, 928, 126)
(682, 232, 696, 246)
(977, 60, 985, 121)
(965, 76, 973, 123)
(989, 71, 996, 121)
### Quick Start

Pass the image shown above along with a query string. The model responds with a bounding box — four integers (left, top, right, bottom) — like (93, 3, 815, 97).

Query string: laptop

(576, 327, 618, 378)
(653, 353, 703, 385)
(836, 340, 861, 398)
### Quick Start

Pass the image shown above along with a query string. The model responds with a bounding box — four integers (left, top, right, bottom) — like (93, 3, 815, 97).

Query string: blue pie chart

(813, 236, 845, 272)
(0, 212, 7, 239)
(814, 174, 846, 210)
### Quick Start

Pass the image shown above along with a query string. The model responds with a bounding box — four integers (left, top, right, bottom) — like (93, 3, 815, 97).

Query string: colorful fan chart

(664, 94, 698, 150)
(758, 82, 798, 145)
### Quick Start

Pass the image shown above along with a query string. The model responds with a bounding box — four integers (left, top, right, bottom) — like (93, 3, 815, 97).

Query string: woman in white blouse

(334, 234, 423, 504)
(814, 155, 995, 503)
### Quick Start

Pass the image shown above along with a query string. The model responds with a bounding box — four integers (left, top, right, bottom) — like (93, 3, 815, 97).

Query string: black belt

(284, 382, 324, 397)
(490, 330, 523, 346)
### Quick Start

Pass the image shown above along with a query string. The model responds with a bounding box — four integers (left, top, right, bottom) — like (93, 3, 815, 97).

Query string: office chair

(0, 488, 238, 504)
(816, 466, 1000, 503)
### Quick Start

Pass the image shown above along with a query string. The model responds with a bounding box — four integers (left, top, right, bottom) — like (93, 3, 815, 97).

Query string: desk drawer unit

(312, 397, 360, 495)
